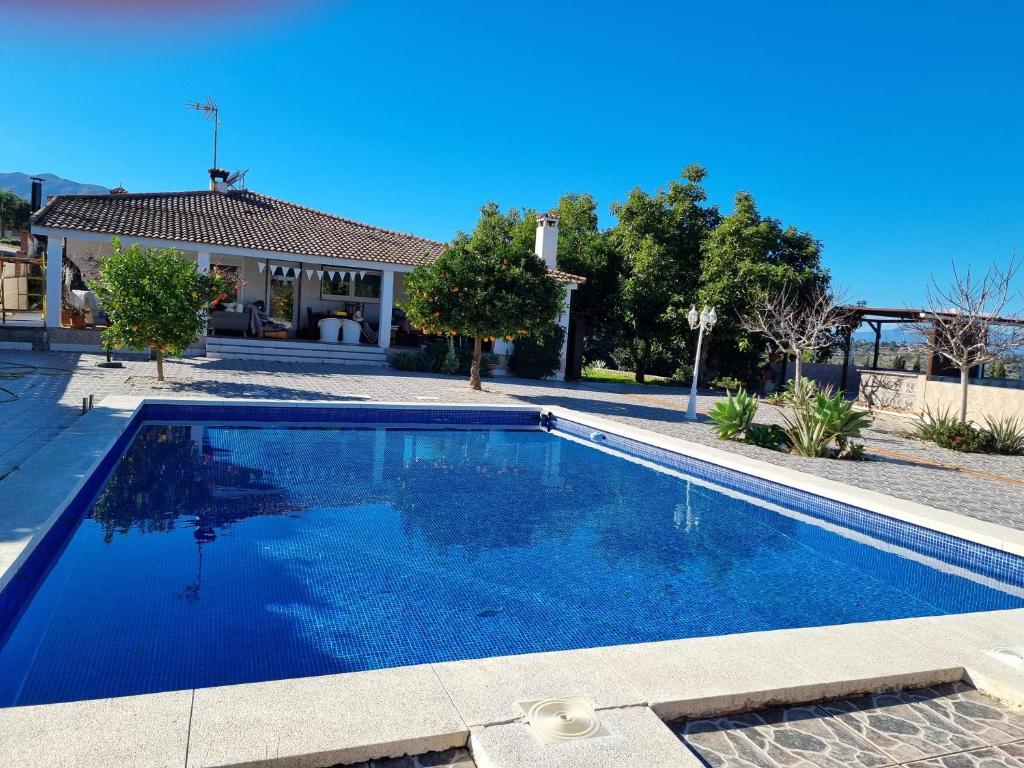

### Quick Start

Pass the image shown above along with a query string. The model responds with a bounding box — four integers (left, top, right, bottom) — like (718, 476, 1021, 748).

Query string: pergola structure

(836, 306, 1024, 393)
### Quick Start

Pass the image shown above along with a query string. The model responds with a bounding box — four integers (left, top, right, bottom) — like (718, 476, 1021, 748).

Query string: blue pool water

(1, 421, 1022, 706)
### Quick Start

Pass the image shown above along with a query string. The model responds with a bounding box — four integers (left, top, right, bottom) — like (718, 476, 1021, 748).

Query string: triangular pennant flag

(305, 269, 314, 280)
(315, 270, 324, 280)
(257, 261, 265, 273)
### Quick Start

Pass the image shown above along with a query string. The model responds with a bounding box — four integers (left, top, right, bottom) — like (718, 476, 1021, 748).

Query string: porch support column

(45, 237, 64, 328)
(554, 287, 573, 381)
(378, 269, 394, 350)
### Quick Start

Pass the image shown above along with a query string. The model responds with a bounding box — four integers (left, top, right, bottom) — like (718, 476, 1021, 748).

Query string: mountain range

(0, 172, 109, 200)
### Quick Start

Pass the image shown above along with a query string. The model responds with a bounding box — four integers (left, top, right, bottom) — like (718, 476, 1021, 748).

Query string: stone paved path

(674, 683, 1024, 767)
(1, 350, 1023, 531)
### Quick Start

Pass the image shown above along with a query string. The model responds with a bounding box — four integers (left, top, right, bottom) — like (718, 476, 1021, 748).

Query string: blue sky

(2, 0, 1021, 306)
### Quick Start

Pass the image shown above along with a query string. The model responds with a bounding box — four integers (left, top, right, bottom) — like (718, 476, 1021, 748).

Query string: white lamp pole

(685, 305, 716, 421)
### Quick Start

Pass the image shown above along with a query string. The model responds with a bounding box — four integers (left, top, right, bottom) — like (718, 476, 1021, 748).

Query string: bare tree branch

(908, 254, 1024, 421)
(741, 283, 848, 386)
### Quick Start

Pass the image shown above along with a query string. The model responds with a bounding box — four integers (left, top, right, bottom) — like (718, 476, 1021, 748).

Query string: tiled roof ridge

(33, 189, 451, 251)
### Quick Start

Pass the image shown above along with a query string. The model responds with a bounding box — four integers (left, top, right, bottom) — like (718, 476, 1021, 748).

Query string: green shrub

(670, 361, 694, 386)
(915, 407, 994, 453)
(419, 342, 449, 372)
(744, 424, 787, 450)
(707, 388, 758, 440)
(892, 355, 907, 370)
(711, 375, 744, 391)
(912, 354, 922, 372)
(763, 391, 787, 407)
(984, 414, 1024, 455)
(508, 324, 565, 379)
(390, 352, 421, 371)
(440, 340, 460, 374)
(990, 359, 1008, 379)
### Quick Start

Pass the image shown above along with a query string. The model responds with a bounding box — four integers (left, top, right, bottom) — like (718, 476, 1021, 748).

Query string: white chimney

(209, 168, 230, 193)
(535, 212, 559, 270)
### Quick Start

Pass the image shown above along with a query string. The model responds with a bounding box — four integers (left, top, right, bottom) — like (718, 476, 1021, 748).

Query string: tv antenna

(186, 96, 221, 168)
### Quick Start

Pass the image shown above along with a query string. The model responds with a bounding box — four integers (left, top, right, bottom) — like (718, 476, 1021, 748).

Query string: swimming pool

(1, 403, 1022, 707)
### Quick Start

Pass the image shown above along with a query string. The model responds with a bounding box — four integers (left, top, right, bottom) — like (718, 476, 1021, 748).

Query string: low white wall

(917, 376, 1024, 422)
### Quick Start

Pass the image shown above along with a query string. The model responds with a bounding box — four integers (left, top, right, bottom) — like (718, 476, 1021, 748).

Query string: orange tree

(91, 238, 226, 381)
(401, 205, 565, 389)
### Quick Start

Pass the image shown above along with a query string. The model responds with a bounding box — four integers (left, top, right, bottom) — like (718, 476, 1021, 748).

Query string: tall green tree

(608, 165, 719, 381)
(0, 190, 30, 238)
(553, 193, 620, 359)
(91, 238, 226, 381)
(698, 191, 828, 382)
(401, 205, 565, 389)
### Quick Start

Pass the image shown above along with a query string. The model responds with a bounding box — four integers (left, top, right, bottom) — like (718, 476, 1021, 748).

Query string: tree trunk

(155, 347, 164, 382)
(633, 340, 650, 384)
(793, 353, 802, 388)
(469, 336, 482, 390)
(959, 365, 970, 423)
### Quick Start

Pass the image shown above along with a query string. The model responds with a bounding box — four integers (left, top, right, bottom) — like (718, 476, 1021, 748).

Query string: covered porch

(32, 230, 413, 359)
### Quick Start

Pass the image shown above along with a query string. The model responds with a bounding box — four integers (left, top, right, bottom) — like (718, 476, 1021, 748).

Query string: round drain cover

(525, 698, 604, 742)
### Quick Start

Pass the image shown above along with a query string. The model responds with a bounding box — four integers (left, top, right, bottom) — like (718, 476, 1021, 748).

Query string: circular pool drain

(522, 697, 608, 743)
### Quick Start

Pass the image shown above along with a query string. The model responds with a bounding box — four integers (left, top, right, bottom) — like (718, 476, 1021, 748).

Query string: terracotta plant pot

(60, 309, 72, 326)
(70, 314, 87, 329)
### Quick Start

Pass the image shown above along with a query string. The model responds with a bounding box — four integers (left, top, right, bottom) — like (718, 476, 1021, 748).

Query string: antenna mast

(186, 97, 220, 168)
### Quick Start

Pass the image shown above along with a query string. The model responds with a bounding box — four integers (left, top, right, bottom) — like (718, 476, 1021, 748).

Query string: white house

(29, 172, 583, 377)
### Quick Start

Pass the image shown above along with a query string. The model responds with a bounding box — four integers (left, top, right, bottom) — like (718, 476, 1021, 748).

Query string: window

(354, 272, 381, 299)
(321, 271, 352, 300)
(320, 268, 381, 302)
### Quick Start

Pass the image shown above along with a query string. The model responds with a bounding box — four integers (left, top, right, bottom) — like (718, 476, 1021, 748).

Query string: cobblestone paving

(337, 747, 475, 768)
(1, 351, 1023, 531)
(674, 683, 1024, 767)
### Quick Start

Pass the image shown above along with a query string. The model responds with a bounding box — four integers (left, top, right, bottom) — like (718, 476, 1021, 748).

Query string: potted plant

(69, 305, 87, 329)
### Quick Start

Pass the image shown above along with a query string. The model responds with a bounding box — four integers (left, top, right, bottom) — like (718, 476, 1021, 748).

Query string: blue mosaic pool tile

(548, 413, 1024, 588)
(140, 402, 539, 427)
(2, 404, 1023, 708)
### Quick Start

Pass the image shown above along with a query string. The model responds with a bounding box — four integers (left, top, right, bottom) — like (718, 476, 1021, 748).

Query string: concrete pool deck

(4, 395, 1024, 767)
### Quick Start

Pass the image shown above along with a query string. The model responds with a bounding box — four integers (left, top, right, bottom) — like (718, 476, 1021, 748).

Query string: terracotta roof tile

(32, 189, 446, 267)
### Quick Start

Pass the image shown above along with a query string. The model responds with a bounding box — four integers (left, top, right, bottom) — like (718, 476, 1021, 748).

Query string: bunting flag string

(305, 269, 314, 280)
(257, 261, 265, 274)
(315, 270, 324, 280)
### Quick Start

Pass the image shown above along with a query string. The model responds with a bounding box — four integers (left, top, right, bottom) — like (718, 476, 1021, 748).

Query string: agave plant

(781, 403, 833, 457)
(781, 389, 871, 457)
(813, 389, 872, 452)
(983, 414, 1024, 455)
(707, 388, 758, 440)
(744, 424, 787, 450)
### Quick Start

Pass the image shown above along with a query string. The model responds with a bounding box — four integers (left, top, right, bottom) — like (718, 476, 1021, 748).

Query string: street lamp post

(685, 305, 716, 420)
